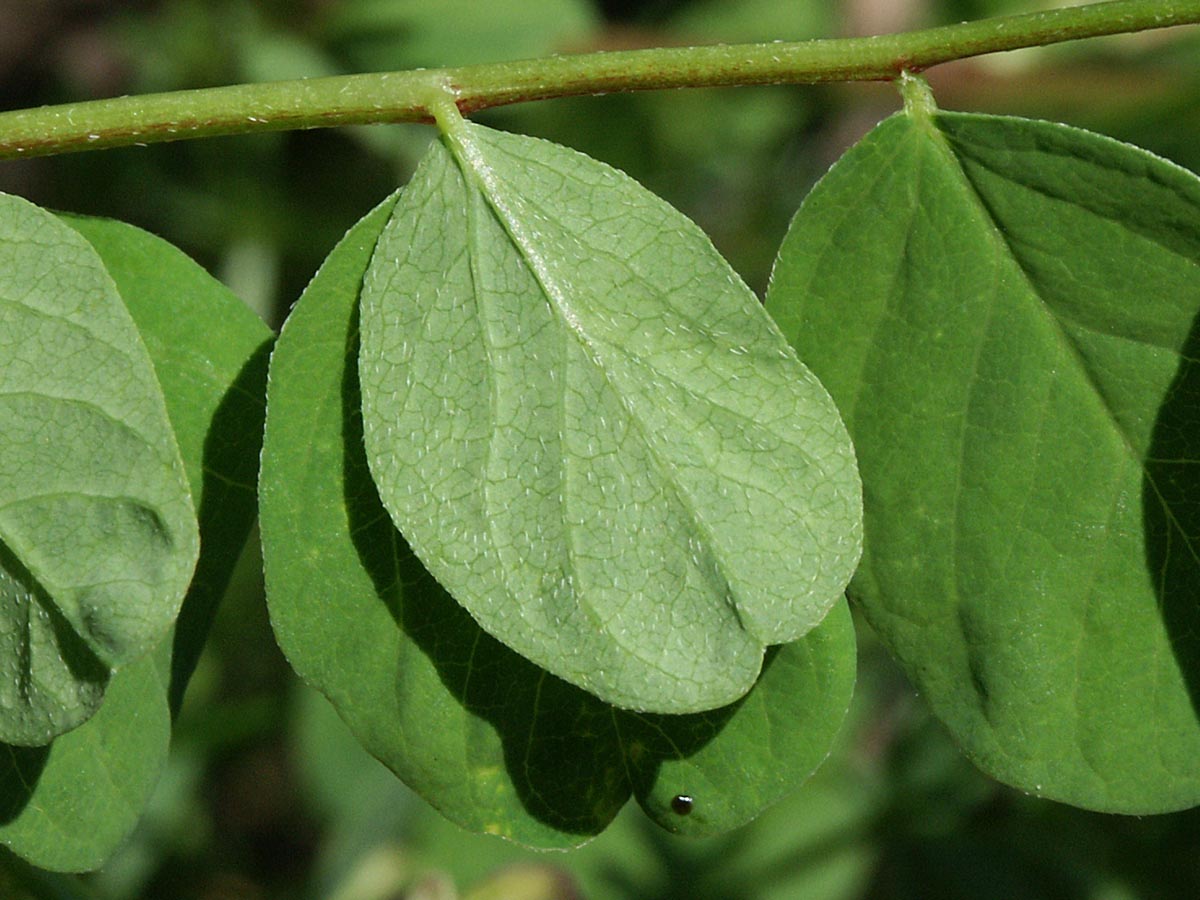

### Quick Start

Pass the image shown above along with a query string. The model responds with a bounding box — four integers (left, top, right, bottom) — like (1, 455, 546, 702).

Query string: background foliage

(2, 1, 1200, 897)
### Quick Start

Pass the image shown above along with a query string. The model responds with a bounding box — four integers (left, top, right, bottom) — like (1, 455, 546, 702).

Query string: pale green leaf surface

(766, 109, 1200, 812)
(0, 195, 198, 745)
(358, 123, 861, 714)
(262, 198, 856, 847)
(0, 215, 270, 871)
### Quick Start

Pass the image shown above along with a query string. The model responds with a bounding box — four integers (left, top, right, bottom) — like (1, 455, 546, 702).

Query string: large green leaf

(766, 99, 1200, 813)
(0, 214, 270, 871)
(262, 196, 856, 847)
(357, 122, 861, 714)
(0, 196, 198, 745)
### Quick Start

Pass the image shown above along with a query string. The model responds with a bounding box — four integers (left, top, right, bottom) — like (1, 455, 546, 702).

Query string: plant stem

(0, 0, 1196, 160)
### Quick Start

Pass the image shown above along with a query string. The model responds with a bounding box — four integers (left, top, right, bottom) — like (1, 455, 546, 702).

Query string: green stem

(1, 0, 1196, 160)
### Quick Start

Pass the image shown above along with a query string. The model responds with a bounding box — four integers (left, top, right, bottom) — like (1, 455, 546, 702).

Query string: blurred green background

(2, 2, 1200, 898)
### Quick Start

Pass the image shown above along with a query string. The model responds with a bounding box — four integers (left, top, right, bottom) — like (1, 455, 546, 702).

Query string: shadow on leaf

(169, 340, 272, 715)
(0, 745, 48, 826)
(1144, 311, 1200, 718)
(0, 535, 109, 747)
(338, 307, 737, 835)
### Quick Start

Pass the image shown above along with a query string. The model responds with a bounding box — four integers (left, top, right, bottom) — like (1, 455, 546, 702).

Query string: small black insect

(670, 794, 694, 816)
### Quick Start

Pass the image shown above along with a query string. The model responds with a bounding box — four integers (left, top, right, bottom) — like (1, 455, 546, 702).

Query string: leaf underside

(357, 122, 861, 714)
(1, 214, 270, 872)
(0, 196, 199, 746)
(767, 108, 1200, 813)
(262, 197, 857, 847)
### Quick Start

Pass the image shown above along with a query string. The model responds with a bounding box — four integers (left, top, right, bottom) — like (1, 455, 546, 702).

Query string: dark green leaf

(358, 123, 861, 714)
(767, 105, 1200, 813)
(262, 197, 856, 847)
(623, 604, 856, 837)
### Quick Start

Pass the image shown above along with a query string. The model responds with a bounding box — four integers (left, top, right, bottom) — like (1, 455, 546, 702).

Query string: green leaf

(0, 214, 270, 871)
(766, 105, 1200, 813)
(262, 197, 856, 847)
(357, 122, 861, 714)
(0, 651, 169, 873)
(622, 607, 856, 838)
(0, 195, 198, 746)
(61, 214, 273, 710)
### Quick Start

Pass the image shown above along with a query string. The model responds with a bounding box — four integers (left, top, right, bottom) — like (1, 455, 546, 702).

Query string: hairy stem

(0, 0, 1197, 159)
